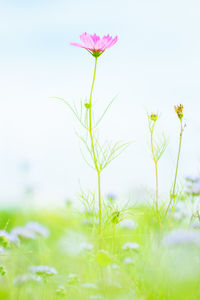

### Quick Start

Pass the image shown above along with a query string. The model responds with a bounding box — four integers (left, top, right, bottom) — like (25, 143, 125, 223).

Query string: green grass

(0, 200, 200, 300)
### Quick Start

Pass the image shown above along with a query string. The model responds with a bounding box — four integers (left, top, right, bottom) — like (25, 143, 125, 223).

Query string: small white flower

(0, 247, 5, 254)
(119, 219, 137, 230)
(162, 229, 200, 247)
(111, 264, 120, 274)
(82, 282, 98, 289)
(112, 264, 120, 270)
(30, 265, 57, 277)
(80, 242, 94, 251)
(0, 230, 20, 247)
(123, 257, 135, 265)
(191, 221, 200, 228)
(25, 222, 49, 238)
(12, 227, 36, 240)
(56, 285, 65, 295)
(122, 242, 139, 250)
(67, 273, 79, 285)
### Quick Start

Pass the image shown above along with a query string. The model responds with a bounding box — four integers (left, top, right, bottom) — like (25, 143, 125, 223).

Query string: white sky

(0, 0, 200, 206)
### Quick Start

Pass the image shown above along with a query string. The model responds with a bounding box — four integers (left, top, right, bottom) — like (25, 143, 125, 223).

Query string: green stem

(155, 162, 159, 214)
(150, 125, 160, 225)
(88, 57, 102, 237)
(89, 57, 99, 172)
(112, 223, 116, 253)
(165, 120, 183, 217)
(98, 172, 102, 238)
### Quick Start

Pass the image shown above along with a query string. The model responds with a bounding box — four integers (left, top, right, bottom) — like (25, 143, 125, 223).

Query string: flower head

(82, 282, 98, 290)
(0, 230, 20, 247)
(149, 113, 158, 122)
(71, 33, 118, 57)
(119, 219, 137, 230)
(25, 222, 50, 238)
(174, 104, 184, 120)
(107, 193, 117, 202)
(122, 242, 140, 251)
(123, 257, 135, 265)
(162, 229, 200, 247)
(30, 265, 58, 278)
(67, 273, 79, 285)
(56, 286, 66, 296)
(11, 227, 36, 240)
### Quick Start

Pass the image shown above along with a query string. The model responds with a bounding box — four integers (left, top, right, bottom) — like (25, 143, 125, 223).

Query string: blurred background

(0, 0, 200, 207)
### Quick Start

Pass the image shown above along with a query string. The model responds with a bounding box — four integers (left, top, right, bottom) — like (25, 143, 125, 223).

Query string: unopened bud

(174, 104, 184, 120)
(149, 114, 158, 122)
(84, 103, 91, 109)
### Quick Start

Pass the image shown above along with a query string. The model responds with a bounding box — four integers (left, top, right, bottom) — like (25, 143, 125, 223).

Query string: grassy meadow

(1, 193, 200, 300)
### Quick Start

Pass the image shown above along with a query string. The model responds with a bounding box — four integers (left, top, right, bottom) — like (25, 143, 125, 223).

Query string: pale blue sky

(0, 0, 200, 206)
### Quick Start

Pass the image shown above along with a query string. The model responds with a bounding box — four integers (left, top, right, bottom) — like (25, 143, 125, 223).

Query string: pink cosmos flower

(70, 33, 118, 57)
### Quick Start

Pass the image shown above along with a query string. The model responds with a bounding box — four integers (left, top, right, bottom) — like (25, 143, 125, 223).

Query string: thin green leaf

(95, 95, 118, 127)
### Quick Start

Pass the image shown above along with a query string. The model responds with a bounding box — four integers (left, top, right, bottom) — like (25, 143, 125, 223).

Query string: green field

(0, 195, 200, 300)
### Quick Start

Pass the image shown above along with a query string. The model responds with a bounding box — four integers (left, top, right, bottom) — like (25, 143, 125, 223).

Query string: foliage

(0, 199, 200, 299)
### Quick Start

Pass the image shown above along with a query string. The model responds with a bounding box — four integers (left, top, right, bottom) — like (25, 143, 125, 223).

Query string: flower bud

(149, 114, 158, 122)
(84, 103, 91, 109)
(174, 104, 184, 120)
(111, 211, 120, 224)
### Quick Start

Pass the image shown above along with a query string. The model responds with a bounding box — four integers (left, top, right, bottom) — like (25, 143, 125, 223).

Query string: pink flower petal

(70, 42, 85, 48)
(105, 36, 118, 49)
(90, 33, 100, 44)
(80, 33, 94, 49)
(70, 33, 118, 54)
(95, 36, 110, 50)
(101, 36, 113, 50)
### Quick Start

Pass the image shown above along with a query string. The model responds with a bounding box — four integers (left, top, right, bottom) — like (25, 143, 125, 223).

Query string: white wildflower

(82, 282, 98, 289)
(119, 219, 137, 230)
(122, 242, 139, 250)
(123, 257, 135, 265)
(162, 229, 200, 247)
(25, 222, 49, 238)
(30, 265, 57, 277)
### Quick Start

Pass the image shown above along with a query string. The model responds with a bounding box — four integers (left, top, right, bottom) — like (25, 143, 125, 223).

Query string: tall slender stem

(150, 124, 160, 225)
(88, 57, 102, 236)
(98, 172, 102, 236)
(112, 223, 116, 253)
(155, 162, 158, 213)
(165, 120, 183, 217)
(89, 57, 99, 172)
